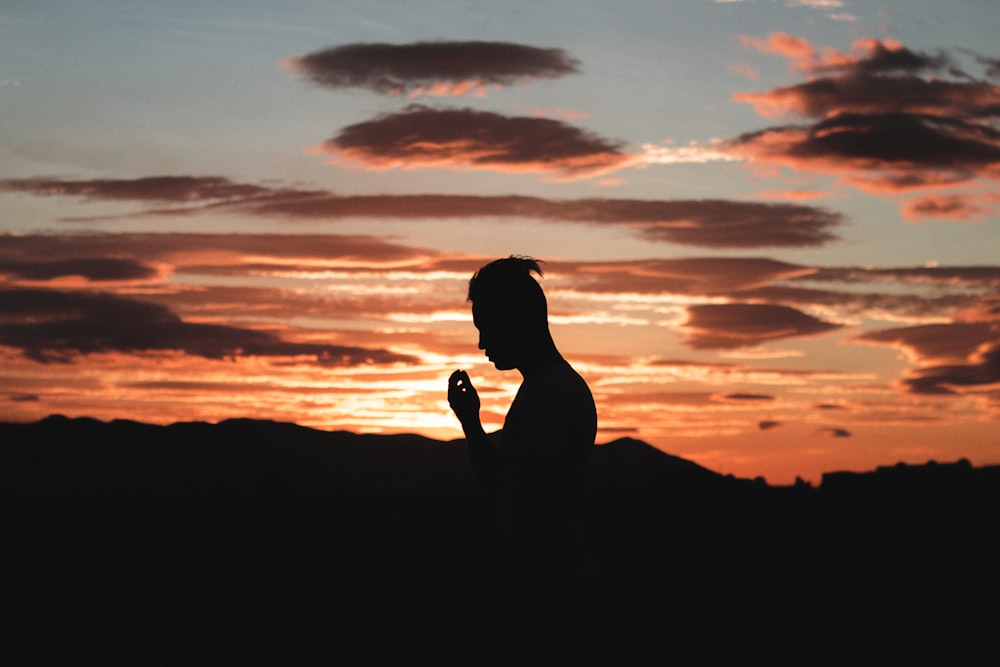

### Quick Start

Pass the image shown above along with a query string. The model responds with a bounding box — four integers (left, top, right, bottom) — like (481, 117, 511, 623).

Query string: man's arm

(448, 370, 501, 493)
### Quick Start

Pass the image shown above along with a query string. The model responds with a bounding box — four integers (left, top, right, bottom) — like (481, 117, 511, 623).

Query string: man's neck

(516, 334, 564, 379)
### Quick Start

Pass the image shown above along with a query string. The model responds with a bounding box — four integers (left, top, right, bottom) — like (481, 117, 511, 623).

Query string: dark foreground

(3, 416, 998, 665)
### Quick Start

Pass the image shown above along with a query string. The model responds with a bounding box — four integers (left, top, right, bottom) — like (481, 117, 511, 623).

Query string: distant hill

(5, 413, 995, 510)
(2, 415, 997, 665)
(0, 414, 729, 498)
(0, 414, 474, 497)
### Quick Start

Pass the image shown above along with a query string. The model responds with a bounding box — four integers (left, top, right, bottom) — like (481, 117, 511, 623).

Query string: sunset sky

(2, 0, 998, 483)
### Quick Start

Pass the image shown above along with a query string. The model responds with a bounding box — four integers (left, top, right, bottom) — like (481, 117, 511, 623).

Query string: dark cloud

(1, 177, 843, 249)
(121, 380, 361, 393)
(742, 34, 957, 80)
(724, 393, 775, 401)
(975, 54, 1000, 80)
(827, 40, 951, 75)
(285, 41, 579, 96)
(0, 288, 417, 366)
(758, 280, 996, 343)
(142, 285, 456, 327)
(900, 193, 997, 222)
(731, 35, 1000, 210)
(16, 232, 989, 354)
(856, 322, 1000, 396)
(729, 112, 1000, 194)
(251, 192, 585, 222)
(566, 200, 841, 247)
(904, 344, 1000, 395)
(0, 258, 158, 283)
(255, 193, 841, 247)
(643, 358, 857, 382)
(759, 420, 782, 430)
(600, 391, 718, 407)
(733, 284, 979, 322)
(817, 427, 851, 438)
(805, 112, 998, 168)
(801, 265, 1000, 288)
(496, 258, 870, 314)
(565, 257, 816, 293)
(4, 234, 994, 346)
(0, 231, 435, 269)
(684, 303, 842, 349)
(0, 175, 274, 202)
(855, 322, 996, 364)
(735, 76, 999, 119)
(319, 105, 632, 179)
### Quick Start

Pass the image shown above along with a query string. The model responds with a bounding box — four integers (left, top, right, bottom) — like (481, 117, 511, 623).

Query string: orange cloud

(533, 107, 591, 121)
(902, 193, 996, 222)
(739, 33, 818, 73)
(5, 233, 996, 336)
(752, 189, 830, 201)
(407, 80, 489, 98)
(955, 295, 1000, 324)
(7, 232, 994, 352)
(739, 33, 948, 77)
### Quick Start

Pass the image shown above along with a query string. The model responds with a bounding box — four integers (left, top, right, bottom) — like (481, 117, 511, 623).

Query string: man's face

(472, 302, 520, 371)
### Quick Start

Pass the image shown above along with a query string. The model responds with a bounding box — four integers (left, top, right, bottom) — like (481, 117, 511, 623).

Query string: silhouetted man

(448, 257, 598, 605)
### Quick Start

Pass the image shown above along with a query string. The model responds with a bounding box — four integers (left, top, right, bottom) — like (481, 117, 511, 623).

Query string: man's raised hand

(448, 369, 481, 429)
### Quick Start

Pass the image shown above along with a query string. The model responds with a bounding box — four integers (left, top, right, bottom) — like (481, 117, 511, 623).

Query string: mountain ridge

(4, 413, 990, 495)
(1, 413, 731, 497)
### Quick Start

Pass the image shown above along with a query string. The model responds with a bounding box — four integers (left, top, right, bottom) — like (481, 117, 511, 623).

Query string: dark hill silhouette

(2, 415, 997, 665)
(1, 414, 725, 498)
(0, 414, 475, 497)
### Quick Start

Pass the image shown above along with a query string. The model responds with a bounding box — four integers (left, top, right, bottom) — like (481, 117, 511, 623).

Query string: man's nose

(478, 334, 486, 350)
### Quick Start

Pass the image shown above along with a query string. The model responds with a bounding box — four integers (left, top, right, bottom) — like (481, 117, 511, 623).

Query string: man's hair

(467, 256, 548, 325)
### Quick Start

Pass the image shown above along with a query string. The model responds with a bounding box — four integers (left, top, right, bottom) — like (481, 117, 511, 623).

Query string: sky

(2, 0, 998, 484)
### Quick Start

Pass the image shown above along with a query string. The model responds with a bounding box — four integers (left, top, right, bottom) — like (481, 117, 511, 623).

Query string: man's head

(467, 257, 549, 371)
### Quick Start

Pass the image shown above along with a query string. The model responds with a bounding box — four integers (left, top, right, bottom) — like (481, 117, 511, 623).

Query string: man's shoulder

(530, 361, 589, 389)
(523, 363, 594, 411)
